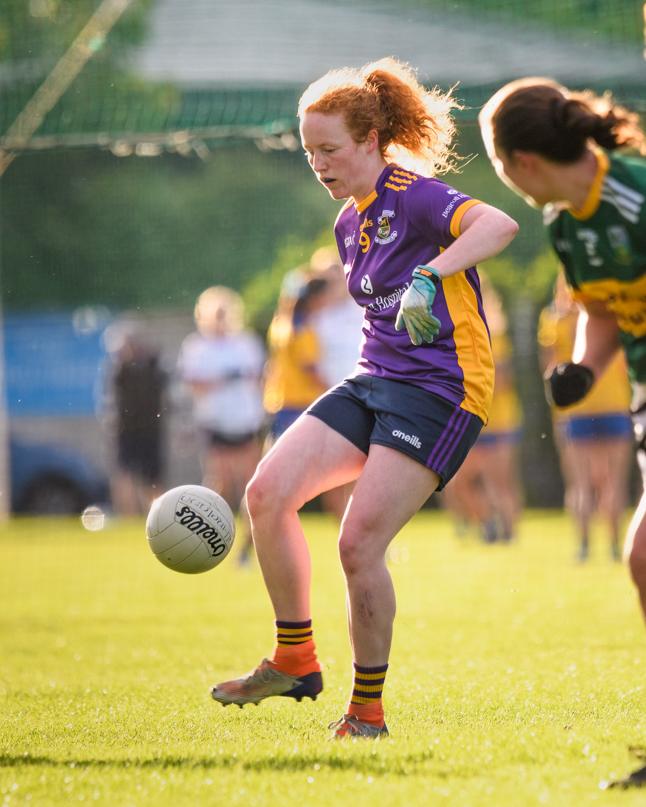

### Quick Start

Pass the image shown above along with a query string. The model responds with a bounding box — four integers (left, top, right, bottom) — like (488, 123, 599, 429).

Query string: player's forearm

(427, 205, 518, 280)
(572, 306, 620, 378)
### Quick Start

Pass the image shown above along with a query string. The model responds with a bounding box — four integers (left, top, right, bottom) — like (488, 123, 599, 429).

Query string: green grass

(1, 510, 646, 805)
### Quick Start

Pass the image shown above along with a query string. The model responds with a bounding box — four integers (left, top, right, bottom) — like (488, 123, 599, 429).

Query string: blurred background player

(309, 246, 366, 517)
(104, 323, 169, 515)
(263, 268, 329, 444)
(178, 286, 266, 565)
(263, 266, 355, 520)
(480, 77, 646, 787)
(443, 273, 523, 543)
(309, 246, 366, 389)
(539, 272, 633, 562)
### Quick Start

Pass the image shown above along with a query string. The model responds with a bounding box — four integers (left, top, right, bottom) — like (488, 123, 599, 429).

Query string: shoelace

(328, 714, 363, 735)
(244, 659, 275, 684)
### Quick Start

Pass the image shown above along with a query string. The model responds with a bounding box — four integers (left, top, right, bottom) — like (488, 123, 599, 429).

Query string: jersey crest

(375, 209, 397, 245)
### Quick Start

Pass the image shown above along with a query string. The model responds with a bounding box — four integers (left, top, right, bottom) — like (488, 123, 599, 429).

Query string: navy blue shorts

(307, 375, 483, 491)
(270, 408, 304, 439)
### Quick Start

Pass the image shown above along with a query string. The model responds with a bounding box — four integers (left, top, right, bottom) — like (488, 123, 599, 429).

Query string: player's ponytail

(480, 78, 645, 164)
(556, 93, 643, 155)
(298, 58, 459, 176)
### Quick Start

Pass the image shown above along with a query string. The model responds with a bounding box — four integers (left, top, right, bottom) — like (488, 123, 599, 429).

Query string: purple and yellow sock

(274, 619, 313, 647)
(346, 662, 388, 727)
(351, 662, 388, 705)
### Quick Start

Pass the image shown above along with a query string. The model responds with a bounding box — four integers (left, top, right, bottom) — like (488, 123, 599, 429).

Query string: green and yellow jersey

(545, 149, 646, 381)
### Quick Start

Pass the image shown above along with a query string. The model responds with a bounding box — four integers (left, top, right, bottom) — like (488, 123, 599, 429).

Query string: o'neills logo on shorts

(392, 429, 421, 449)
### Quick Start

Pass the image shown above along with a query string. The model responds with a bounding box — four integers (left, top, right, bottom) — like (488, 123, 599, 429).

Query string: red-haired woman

(211, 59, 518, 738)
(480, 78, 646, 788)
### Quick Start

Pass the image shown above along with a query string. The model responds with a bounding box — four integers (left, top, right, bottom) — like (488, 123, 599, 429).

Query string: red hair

(298, 58, 459, 176)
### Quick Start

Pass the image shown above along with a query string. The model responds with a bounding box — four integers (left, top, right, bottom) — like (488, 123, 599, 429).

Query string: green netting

(0, 0, 643, 150)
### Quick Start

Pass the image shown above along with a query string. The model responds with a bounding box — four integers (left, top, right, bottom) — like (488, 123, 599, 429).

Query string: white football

(146, 485, 236, 574)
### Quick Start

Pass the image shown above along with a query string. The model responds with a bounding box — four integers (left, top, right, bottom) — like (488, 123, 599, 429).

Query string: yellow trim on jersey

(355, 190, 377, 213)
(569, 149, 610, 221)
(391, 168, 418, 182)
(442, 273, 495, 422)
(574, 273, 646, 338)
(449, 199, 484, 238)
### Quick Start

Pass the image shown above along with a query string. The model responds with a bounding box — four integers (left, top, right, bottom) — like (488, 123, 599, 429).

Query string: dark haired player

(480, 77, 646, 788)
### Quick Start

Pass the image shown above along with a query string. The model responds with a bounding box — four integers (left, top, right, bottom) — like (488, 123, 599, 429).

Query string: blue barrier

(4, 310, 109, 417)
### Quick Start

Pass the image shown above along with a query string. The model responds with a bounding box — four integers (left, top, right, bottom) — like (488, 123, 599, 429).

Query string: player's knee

(338, 521, 379, 577)
(338, 532, 363, 577)
(246, 461, 306, 518)
(245, 466, 277, 518)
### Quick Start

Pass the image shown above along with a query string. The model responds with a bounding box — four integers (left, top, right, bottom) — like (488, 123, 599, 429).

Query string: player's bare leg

(339, 445, 439, 664)
(209, 415, 365, 707)
(596, 438, 631, 561)
(481, 443, 521, 542)
(247, 416, 365, 619)
(320, 481, 355, 521)
(324, 446, 439, 737)
(111, 470, 143, 515)
(563, 442, 594, 561)
(601, 497, 646, 794)
(444, 450, 494, 540)
(202, 440, 261, 566)
(624, 491, 646, 621)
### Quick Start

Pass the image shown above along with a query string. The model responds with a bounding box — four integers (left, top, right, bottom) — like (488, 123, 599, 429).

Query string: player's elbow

(494, 210, 519, 243)
(469, 205, 518, 251)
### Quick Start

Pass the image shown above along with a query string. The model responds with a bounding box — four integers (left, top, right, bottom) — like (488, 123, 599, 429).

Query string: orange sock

(270, 620, 321, 677)
(345, 699, 385, 727)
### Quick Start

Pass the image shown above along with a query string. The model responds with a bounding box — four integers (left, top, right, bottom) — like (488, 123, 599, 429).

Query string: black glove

(547, 363, 594, 407)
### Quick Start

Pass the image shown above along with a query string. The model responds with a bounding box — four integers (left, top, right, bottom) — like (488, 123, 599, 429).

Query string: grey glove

(395, 266, 442, 346)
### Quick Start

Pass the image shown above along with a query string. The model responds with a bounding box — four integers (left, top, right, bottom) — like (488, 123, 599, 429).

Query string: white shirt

(178, 331, 266, 435)
(311, 298, 365, 388)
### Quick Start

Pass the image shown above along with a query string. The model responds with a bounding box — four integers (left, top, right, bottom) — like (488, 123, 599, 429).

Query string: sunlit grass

(1, 510, 646, 805)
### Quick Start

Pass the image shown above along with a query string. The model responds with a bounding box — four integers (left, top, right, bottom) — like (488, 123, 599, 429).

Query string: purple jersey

(335, 164, 494, 423)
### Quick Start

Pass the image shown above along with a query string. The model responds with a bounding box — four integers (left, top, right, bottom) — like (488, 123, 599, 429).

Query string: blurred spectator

(178, 287, 266, 565)
(104, 323, 169, 515)
(309, 246, 365, 517)
(263, 268, 329, 437)
(539, 273, 633, 562)
(443, 275, 523, 542)
(309, 246, 366, 388)
(263, 266, 353, 520)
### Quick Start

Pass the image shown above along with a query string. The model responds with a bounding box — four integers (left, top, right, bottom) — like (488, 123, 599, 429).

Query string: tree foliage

(1, 143, 340, 313)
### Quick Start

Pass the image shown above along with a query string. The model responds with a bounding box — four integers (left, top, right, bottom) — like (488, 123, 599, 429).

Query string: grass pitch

(1, 509, 646, 806)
